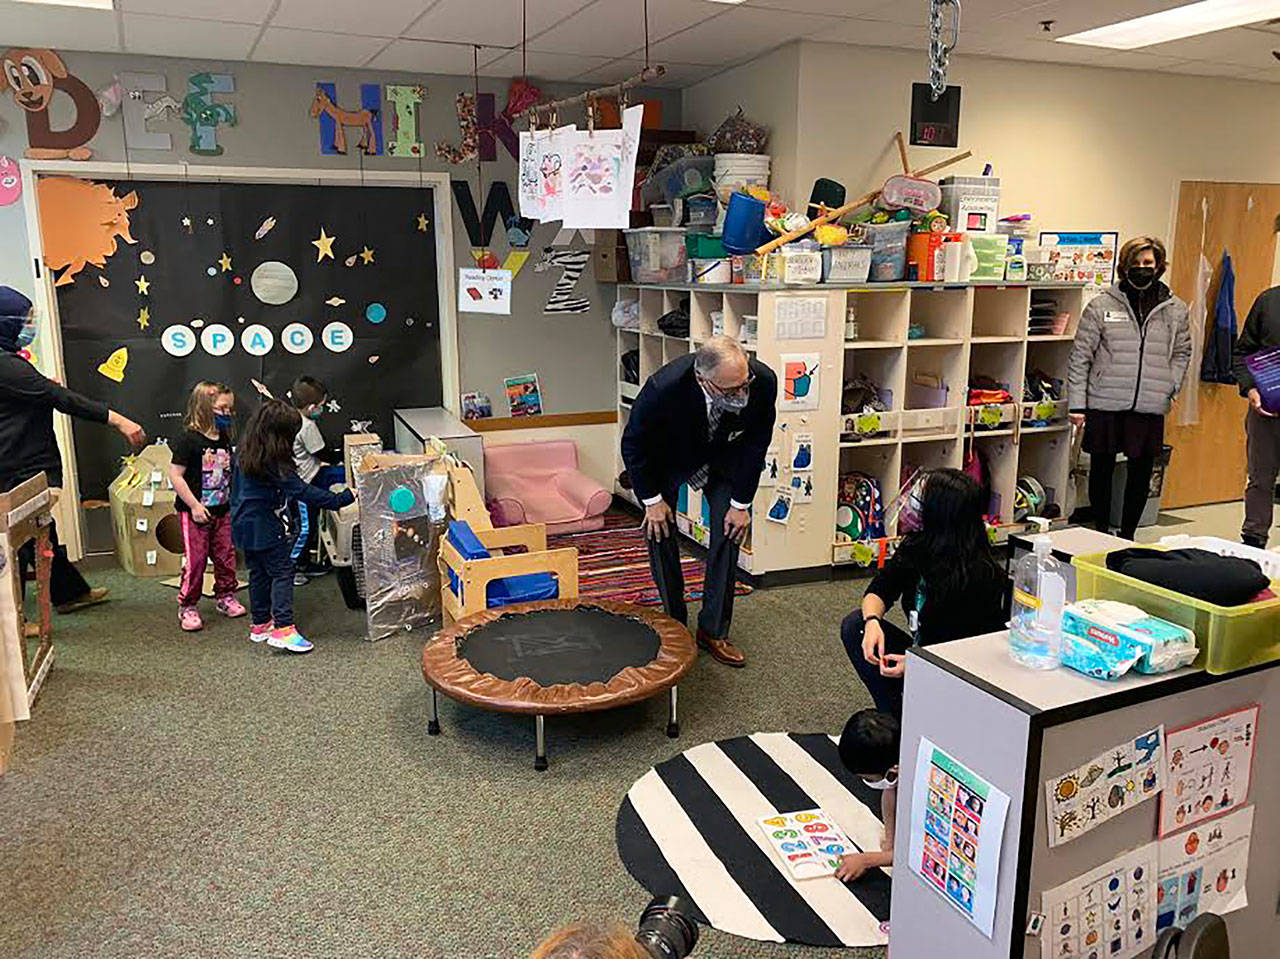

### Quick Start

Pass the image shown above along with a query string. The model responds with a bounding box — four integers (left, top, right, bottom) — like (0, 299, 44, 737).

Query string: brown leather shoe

(697, 629, 746, 667)
(55, 586, 109, 614)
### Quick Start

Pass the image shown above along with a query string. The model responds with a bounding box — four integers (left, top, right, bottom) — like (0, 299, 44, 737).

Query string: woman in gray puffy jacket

(1068, 236, 1191, 539)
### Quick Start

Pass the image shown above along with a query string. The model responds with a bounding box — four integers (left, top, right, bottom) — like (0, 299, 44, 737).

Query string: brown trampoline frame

(421, 599, 696, 770)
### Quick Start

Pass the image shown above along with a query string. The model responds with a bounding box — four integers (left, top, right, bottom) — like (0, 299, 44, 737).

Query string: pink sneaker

(179, 606, 203, 632)
(249, 621, 273, 644)
(216, 595, 247, 618)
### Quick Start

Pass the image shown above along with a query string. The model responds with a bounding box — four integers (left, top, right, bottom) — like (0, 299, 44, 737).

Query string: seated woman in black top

(841, 468, 1008, 717)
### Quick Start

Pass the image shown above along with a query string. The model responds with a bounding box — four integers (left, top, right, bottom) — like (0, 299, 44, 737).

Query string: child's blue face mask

(17, 319, 37, 348)
(214, 413, 233, 432)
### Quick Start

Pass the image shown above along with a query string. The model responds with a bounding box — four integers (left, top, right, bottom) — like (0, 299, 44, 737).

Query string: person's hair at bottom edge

(530, 923, 650, 959)
(912, 467, 1002, 598)
(839, 708, 901, 777)
(238, 399, 302, 481)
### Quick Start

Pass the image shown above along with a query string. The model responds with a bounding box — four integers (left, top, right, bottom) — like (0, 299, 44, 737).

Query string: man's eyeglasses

(700, 373, 755, 400)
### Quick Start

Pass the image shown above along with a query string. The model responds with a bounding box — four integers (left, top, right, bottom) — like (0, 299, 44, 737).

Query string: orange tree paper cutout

(36, 176, 138, 286)
(2, 48, 101, 160)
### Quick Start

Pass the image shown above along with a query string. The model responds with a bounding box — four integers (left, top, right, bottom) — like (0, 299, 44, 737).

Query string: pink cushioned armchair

(483, 440, 612, 534)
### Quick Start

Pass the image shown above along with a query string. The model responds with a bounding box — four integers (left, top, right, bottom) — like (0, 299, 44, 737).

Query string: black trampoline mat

(457, 608, 662, 686)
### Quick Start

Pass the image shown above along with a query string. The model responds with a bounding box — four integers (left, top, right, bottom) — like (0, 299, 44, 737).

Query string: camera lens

(635, 896, 699, 959)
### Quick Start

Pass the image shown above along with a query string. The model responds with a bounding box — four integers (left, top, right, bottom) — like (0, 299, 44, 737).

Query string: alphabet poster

(1159, 704, 1257, 837)
(1040, 842, 1158, 959)
(45, 179, 441, 499)
(1156, 804, 1252, 931)
(907, 737, 1010, 939)
(1044, 726, 1163, 847)
(780, 353, 821, 411)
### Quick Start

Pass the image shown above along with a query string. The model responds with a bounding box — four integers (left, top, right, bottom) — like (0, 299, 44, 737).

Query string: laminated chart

(1041, 843, 1158, 959)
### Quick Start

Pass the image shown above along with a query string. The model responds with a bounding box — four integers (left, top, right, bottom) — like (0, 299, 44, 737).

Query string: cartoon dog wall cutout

(2, 48, 101, 160)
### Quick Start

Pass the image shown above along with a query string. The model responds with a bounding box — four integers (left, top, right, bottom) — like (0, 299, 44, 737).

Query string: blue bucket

(722, 192, 769, 255)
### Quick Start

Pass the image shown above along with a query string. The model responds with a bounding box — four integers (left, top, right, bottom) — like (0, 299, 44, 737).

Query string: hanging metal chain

(929, 0, 961, 101)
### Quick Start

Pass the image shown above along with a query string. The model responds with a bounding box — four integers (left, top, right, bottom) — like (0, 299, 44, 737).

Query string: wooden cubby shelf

(613, 280, 1085, 575)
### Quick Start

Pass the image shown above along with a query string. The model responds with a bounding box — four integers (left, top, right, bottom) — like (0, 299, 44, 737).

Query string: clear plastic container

(1073, 538, 1280, 675)
(1010, 535, 1066, 669)
(624, 228, 688, 284)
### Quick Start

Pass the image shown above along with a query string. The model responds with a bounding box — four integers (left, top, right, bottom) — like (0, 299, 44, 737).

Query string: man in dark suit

(622, 336, 776, 667)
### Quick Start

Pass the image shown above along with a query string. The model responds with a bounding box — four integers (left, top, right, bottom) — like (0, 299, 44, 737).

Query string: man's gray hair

(694, 335, 748, 378)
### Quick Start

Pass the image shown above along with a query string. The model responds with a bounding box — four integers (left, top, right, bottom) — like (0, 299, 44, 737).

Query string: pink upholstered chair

(483, 440, 612, 534)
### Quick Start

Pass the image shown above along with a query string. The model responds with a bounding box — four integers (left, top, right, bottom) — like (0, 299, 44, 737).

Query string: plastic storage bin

(624, 228, 688, 284)
(822, 245, 872, 283)
(1072, 538, 1280, 675)
(866, 221, 910, 281)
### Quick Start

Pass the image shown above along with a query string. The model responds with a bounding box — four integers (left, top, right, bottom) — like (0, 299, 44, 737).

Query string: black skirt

(1083, 409, 1166, 459)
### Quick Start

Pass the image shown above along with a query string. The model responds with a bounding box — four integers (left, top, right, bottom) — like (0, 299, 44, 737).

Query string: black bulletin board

(46, 179, 442, 500)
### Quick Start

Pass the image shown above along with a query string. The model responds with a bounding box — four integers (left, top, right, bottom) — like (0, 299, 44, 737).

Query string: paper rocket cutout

(191, 318, 204, 328)
(250, 379, 274, 399)
(325, 296, 346, 306)
(417, 213, 429, 232)
(344, 254, 357, 267)
(368, 355, 380, 364)
(97, 346, 128, 382)
(255, 217, 276, 240)
(312, 228, 336, 262)
(98, 276, 109, 288)
(359, 246, 375, 265)
(136, 307, 149, 330)
(218, 252, 232, 272)
(135, 275, 150, 295)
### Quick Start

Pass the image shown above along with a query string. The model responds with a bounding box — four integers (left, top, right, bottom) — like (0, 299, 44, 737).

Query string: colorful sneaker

(249, 621, 273, 644)
(179, 606, 203, 632)
(267, 626, 313, 654)
(216, 595, 247, 618)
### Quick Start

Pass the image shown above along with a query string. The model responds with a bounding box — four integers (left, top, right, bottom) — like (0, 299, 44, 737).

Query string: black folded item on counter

(1105, 548, 1271, 607)
(621, 348, 640, 384)
(657, 297, 691, 337)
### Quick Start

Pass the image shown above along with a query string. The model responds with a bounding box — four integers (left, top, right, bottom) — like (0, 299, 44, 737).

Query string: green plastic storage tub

(1072, 545, 1280, 675)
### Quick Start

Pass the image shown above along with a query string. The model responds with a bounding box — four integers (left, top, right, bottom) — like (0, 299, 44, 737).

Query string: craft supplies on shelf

(968, 234, 1011, 281)
(780, 245, 822, 285)
(690, 257, 731, 284)
(713, 152, 771, 205)
(939, 175, 1001, 233)
(866, 221, 911, 281)
(822, 245, 872, 283)
(624, 227, 687, 284)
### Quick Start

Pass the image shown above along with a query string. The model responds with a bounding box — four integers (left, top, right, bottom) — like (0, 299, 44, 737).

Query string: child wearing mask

(287, 375, 345, 584)
(169, 381, 244, 631)
(835, 708, 900, 883)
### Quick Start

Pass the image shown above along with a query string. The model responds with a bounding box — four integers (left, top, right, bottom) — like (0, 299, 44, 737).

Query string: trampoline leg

(534, 715, 548, 771)
(666, 686, 680, 738)
(428, 689, 441, 736)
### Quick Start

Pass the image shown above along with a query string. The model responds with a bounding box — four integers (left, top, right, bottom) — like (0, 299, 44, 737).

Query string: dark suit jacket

(621, 353, 777, 505)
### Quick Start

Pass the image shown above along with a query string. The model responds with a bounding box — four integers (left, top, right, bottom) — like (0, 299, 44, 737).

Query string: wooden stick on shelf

(755, 150, 973, 255)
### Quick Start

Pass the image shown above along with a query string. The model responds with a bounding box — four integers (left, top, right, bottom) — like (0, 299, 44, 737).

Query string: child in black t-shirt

(169, 381, 245, 631)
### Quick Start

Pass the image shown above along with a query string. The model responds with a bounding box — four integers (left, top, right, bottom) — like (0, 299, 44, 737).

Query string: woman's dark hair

(839, 709, 901, 776)
(238, 399, 302, 481)
(913, 467, 1001, 600)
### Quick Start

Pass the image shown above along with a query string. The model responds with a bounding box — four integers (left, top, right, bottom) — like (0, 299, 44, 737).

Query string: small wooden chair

(0, 473, 56, 721)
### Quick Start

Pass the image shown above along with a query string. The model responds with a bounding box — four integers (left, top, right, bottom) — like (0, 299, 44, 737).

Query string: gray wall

(0, 51, 680, 414)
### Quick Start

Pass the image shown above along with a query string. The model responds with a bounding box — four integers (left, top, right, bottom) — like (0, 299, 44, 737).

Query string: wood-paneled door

(1163, 181, 1280, 508)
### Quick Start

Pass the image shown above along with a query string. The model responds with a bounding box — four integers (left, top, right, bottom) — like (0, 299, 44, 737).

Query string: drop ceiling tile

(810, 18, 930, 48)
(404, 0, 593, 48)
(1163, 59, 1272, 78)
(0, 2, 120, 52)
(638, 6, 844, 64)
(1246, 21, 1280, 36)
(965, 37, 1117, 65)
(271, 0, 430, 36)
(532, 0, 723, 58)
(364, 38, 486, 74)
(1094, 49, 1186, 70)
(252, 28, 392, 67)
(1143, 26, 1280, 67)
(743, 0, 887, 14)
(480, 49, 613, 80)
(861, 0, 1050, 29)
(119, 0, 275, 22)
(645, 60, 723, 87)
(122, 14, 259, 61)
(573, 57, 720, 87)
(996, 0, 1191, 39)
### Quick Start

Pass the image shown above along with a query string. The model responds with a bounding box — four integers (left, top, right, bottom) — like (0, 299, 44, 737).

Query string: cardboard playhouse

(108, 444, 182, 578)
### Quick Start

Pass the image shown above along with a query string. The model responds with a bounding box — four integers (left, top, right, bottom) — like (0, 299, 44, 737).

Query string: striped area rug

(548, 514, 754, 606)
(616, 732, 891, 948)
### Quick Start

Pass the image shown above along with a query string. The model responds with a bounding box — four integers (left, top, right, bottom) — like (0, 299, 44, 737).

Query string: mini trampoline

(421, 599, 696, 770)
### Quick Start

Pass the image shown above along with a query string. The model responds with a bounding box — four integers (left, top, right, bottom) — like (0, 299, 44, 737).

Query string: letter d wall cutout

(2, 47, 101, 160)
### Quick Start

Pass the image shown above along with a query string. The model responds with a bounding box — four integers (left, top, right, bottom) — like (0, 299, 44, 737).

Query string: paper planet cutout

(250, 261, 299, 306)
(365, 302, 387, 324)
(207, 266, 217, 276)
(389, 487, 416, 514)
(140, 251, 155, 265)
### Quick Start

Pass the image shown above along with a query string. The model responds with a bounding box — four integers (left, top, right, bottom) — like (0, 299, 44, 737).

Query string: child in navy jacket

(232, 400, 354, 654)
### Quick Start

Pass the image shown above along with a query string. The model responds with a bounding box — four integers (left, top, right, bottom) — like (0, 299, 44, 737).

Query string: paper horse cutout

(311, 82, 381, 156)
(2, 47, 100, 160)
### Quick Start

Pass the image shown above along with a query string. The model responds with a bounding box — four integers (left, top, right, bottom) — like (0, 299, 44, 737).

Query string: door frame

(17, 159, 459, 559)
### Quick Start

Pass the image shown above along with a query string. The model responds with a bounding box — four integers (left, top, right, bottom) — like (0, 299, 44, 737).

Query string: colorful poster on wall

(457, 267, 511, 315)
(1045, 726, 1164, 847)
(1160, 704, 1258, 837)
(1157, 804, 1253, 931)
(1041, 842, 1158, 959)
(504, 372, 542, 417)
(907, 737, 1010, 939)
(780, 353, 821, 411)
(1037, 231, 1118, 304)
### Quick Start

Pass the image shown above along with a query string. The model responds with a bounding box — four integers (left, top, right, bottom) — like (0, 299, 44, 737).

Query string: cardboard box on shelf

(108, 444, 181, 577)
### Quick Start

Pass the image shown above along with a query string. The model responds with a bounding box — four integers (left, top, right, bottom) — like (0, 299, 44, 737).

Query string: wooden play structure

(0, 473, 57, 725)
(437, 461, 579, 626)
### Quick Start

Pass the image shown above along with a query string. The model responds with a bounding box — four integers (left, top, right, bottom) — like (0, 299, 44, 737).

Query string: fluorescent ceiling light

(12, 0, 115, 9)
(1058, 0, 1280, 50)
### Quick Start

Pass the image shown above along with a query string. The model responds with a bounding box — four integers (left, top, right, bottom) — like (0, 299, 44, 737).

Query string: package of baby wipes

(1059, 599, 1198, 680)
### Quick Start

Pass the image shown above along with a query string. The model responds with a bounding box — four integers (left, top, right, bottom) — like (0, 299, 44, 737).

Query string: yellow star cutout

(219, 252, 232, 272)
(312, 228, 336, 262)
(416, 213, 429, 232)
(359, 246, 375, 265)
(135, 275, 150, 295)
(136, 307, 150, 331)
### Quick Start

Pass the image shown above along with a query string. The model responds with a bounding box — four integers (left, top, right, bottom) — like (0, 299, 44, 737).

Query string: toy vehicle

(318, 496, 365, 609)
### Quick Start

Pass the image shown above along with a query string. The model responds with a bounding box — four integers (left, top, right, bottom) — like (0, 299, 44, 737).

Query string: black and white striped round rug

(616, 732, 892, 948)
